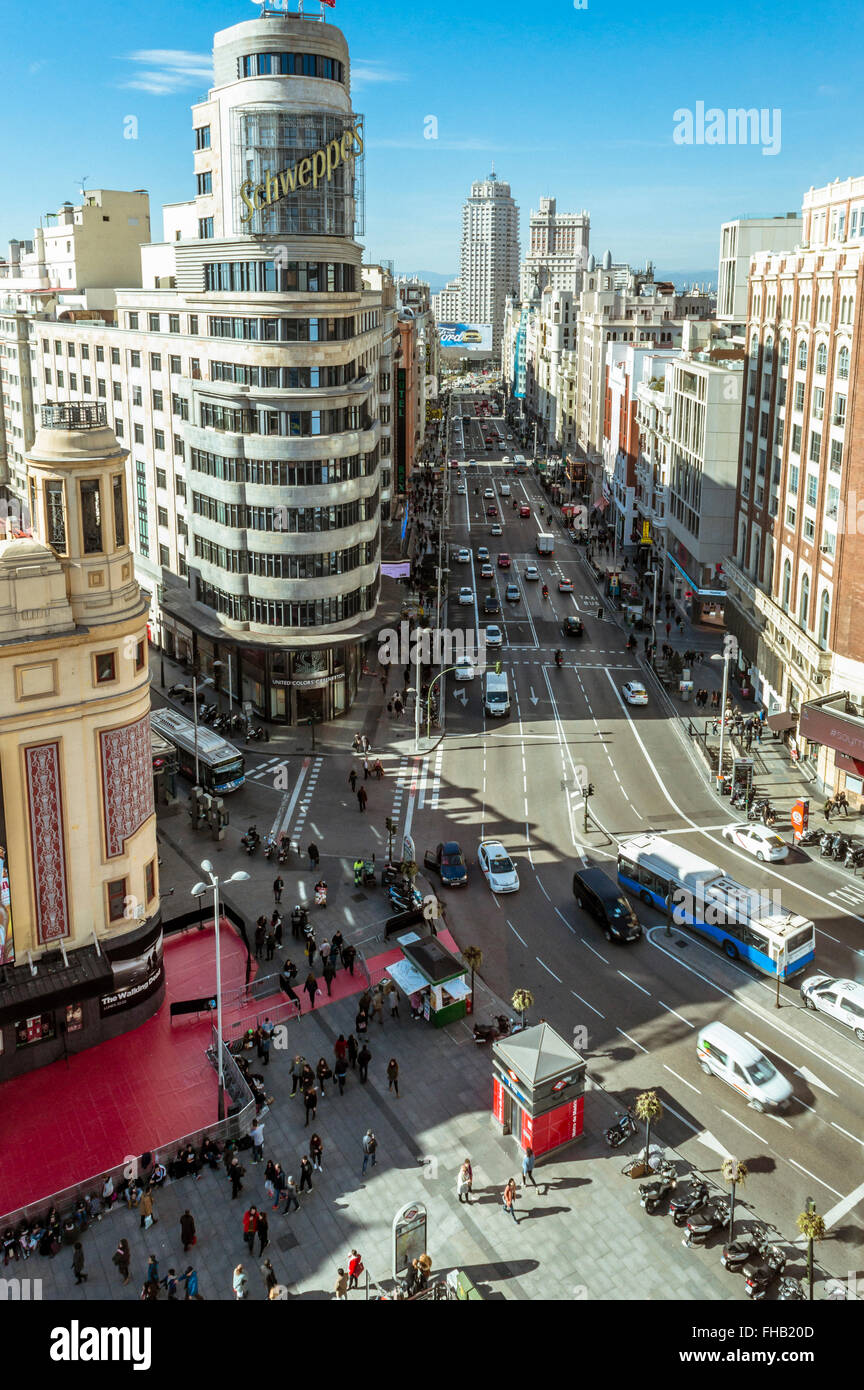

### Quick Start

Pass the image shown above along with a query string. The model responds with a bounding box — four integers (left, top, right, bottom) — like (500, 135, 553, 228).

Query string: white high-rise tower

(459, 169, 519, 354)
(519, 196, 590, 300)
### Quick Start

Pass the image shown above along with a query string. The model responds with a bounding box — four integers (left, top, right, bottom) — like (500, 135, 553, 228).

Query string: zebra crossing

(827, 882, 864, 909)
(245, 755, 288, 785)
(389, 756, 409, 836)
(427, 745, 444, 812)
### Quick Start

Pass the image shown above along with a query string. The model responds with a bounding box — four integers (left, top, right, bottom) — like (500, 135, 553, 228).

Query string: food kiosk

(384, 931, 469, 1027)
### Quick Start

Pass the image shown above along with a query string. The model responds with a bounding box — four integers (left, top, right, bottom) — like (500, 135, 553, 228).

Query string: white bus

(149, 709, 246, 794)
(617, 834, 815, 981)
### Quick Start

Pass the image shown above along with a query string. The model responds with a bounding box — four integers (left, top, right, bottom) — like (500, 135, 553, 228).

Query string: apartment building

(460, 171, 520, 355)
(519, 196, 590, 300)
(431, 277, 462, 323)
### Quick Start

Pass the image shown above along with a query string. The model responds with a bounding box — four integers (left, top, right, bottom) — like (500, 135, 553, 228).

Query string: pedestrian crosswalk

(245, 755, 288, 785)
(827, 883, 864, 909)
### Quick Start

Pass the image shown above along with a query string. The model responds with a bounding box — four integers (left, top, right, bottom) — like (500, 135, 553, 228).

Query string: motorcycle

(798, 827, 821, 847)
(821, 831, 840, 857)
(542, 585, 550, 599)
(603, 1107, 637, 1149)
(669, 1179, 710, 1227)
(638, 1162, 677, 1214)
(277, 834, 290, 865)
(263, 834, 277, 861)
(721, 1228, 768, 1272)
(168, 682, 191, 700)
(831, 833, 851, 861)
(776, 1276, 805, 1300)
(245, 725, 270, 742)
(290, 905, 309, 937)
(212, 714, 230, 734)
(744, 1243, 786, 1299)
(389, 883, 423, 912)
(230, 713, 245, 733)
(473, 1014, 514, 1044)
(314, 880, 327, 908)
(240, 826, 260, 856)
(682, 1196, 731, 1247)
(845, 843, 864, 868)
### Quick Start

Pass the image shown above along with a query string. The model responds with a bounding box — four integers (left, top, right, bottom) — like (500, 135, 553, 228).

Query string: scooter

(639, 1162, 677, 1214)
(669, 1179, 710, 1227)
(721, 1228, 768, 1272)
(682, 1197, 731, 1247)
(168, 682, 191, 700)
(240, 826, 260, 856)
(776, 1276, 805, 1300)
(744, 1244, 786, 1299)
(845, 844, 864, 868)
(603, 1108, 637, 1149)
(798, 827, 821, 847)
(245, 725, 270, 742)
(263, 834, 277, 861)
(820, 831, 839, 857)
(831, 833, 851, 861)
(277, 835, 290, 865)
(314, 880, 327, 908)
(472, 1015, 513, 1044)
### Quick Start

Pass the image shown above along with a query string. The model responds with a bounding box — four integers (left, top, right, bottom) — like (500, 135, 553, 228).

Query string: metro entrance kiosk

(384, 931, 469, 1027)
(492, 1023, 587, 1158)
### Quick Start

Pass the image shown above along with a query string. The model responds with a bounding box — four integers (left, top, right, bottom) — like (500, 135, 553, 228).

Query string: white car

(458, 587, 473, 606)
(454, 547, 471, 564)
(484, 488, 495, 499)
(490, 523, 503, 536)
(800, 975, 864, 1042)
(478, 839, 520, 894)
(721, 823, 789, 862)
(454, 657, 475, 681)
(524, 564, 540, 581)
(456, 483, 466, 495)
(621, 681, 649, 706)
(502, 455, 511, 463)
(484, 624, 503, 648)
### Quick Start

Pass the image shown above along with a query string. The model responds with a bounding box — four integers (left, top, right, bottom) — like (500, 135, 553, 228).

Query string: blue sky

(2, 0, 863, 279)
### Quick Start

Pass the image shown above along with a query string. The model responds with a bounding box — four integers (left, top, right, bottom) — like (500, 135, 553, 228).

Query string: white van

(484, 670, 510, 716)
(499, 482, 511, 497)
(696, 1022, 793, 1113)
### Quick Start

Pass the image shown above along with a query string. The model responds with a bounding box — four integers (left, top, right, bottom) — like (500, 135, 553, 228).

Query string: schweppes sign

(239, 122, 364, 223)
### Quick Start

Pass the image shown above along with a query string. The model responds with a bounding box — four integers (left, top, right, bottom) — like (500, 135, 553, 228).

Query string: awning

(834, 753, 864, 777)
(800, 703, 864, 760)
(766, 711, 798, 732)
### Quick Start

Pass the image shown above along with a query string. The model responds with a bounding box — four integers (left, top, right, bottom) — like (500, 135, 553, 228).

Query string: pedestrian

(347, 1032, 359, 1069)
(334, 1055, 348, 1094)
(269, 1163, 286, 1211)
(323, 955, 336, 996)
(331, 929, 344, 963)
(347, 1249, 364, 1290)
(316, 1056, 332, 1096)
(271, 909, 283, 946)
(304, 1084, 318, 1127)
(502, 1177, 519, 1222)
(386, 1057, 400, 1096)
(348, 767, 358, 792)
(304, 971, 318, 1010)
(112, 1238, 131, 1285)
(180, 1209, 196, 1252)
(233, 1264, 248, 1300)
(387, 700, 393, 718)
(72, 1241, 87, 1284)
(824, 797, 833, 822)
(456, 1159, 473, 1205)
(357, 786, 368, 812)
(305, 932, 316, 966)
(838, 789, 850, 814)
(273, 875, 283, 904)
(228, 1156, 245, 1199)
(249, 1118, 265, 1163)
(182, 1266, 202, 1300)
(256, 1210, 269, 1255)
(334, 1267, 349, 1300)
(309, 1133, 324, 1172)
(254, 921, 266, 959)
(319, 938, 331, 968)
(355, 1007, 368, 1036)
(261, 1258, 278, 1294)
(300, 1060, 316, 1092)
(299, 1155, 314, 1193)
(281, 1177, 299, 1214)
(394, 697, 403, 720)
(162, 1268, 178, 1299)
(260, 1019, 273, 1068)
(342, 943, 357, 976)
(361, 734, 370, 754)
(308, 842, 320, 870)
(243, 1206, 258, 1252)
(372, 990, 385, 1027)
(361, 1129, 377, 1175)
(265, 924, 276, 962)
(289, 1054, 306, 1098)
(521, 1145, 538, 1189)
(665, 622, 671, 639)
(358, 1042, 371, 1083)
(380, 673, 387, 695)
(139, 1186, 157, 1230)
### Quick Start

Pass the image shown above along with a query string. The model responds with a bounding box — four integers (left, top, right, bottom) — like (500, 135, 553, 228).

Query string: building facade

(519, 196, 590, 300)
(460, 171, 520, 355)
(431, 278, 462, 323)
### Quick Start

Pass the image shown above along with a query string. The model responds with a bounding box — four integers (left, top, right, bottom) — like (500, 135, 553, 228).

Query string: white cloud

(350, 60, 406, 88)
(119, 49, 213, 96)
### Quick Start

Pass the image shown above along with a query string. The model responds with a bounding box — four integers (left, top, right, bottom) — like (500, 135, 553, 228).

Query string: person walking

(358, 1042, 371, 1083)
(180, 1210, 196, 1252)
(355, 1007, 368, 1036)
(273, 876, 284, 905)
(456, 1159, 473, 1205)
(139, 1186, 157, 1230)
(387, 700, 394, 718)
(824, 797, 833, 822)
(333, 1267, 349, 1300)
(309, 1133, 324, 1173)
(269, 1163, 286, 1211)
(357, 785, 368, 812)
(372, 989, 385, 1027)
(298, 1155, 314, 1194)
(521, 1146, 538, 1190)
(316, 1056, 332, 1097)
(162, 1268, 179, 1299)
(334, 1054, 348, 1095)
(233, 1264, 248, 1300)
(347, 1249, 364, 1290)
(362, 755, 370, 780)
(334, 1033, 348, 1070)
(331, 929, 345, 963)
(256, 1210, 269, 1255)
(289, 1054, 306, 1098)
(342, 943, 357, 976)
(260, 1258, 278, 1295)
(304, 971, 318, 1010)
(303, 1084, 318, 1128)
(319, 938, 331, 969)
(386, 1057, 400, 1096)
(388, 983, 400, 1019)
(281, 1176, 300, 1215)
(361, 1129, 377, 1175)
(502, 1177, 519, 1222)
(72, 1241, 87, 1284)
(265, 923, 276, 962)
(228, 1156, 245, 1199)
(322, 954, 336, 996)
(242, 1206, 258, 1253)
(113, 1238, 131, 1285)
(348, 767, 357, 793)
(308, 843, 320, 871)
(347, 1032, 359, 1069)
(305, 932, 317, 967)
(254, 919, 266, 959)
(182, 1266, 201, 1300)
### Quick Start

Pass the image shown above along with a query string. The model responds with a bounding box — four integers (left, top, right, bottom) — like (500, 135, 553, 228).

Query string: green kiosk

(385, 931, 469, 1027)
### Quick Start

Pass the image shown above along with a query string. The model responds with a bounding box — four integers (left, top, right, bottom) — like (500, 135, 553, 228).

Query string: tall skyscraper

(459, 170, 519, 354)
(519, 196, 590, 301)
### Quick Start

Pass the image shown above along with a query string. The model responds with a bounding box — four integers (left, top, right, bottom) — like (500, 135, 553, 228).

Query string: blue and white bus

(149, 709, 245, 794)
(617, 834, 815, 981)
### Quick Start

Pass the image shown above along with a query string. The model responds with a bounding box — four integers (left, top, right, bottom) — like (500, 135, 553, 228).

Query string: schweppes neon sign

(239, 122, 364, 223)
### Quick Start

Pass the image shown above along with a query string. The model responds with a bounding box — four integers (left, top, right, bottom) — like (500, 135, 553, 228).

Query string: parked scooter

(831, 833, 851, 861)
(638, 1162, 677, 1214)
(721, 1227, 768, 1272)
(798, 827, 821, 847)
(820, 831, 840, 857)
(168, 682, 191, 700)
(682, 1197, 731, 1247)
(240, 825, 260, 856)
(744, 1243, 786, 1299)
(314, 880, 327, 908)
(245, 725, 270, 742)
(776, 1276, 805, 1300)
(473, 1014, 513, 1044)
(603, 1107, 637, 1149)
(845, 843, 864, 868)
(263, 834, 277, 861)
(669, 1179, 710, 1227)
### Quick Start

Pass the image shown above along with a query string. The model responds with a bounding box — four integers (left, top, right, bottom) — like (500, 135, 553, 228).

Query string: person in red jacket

(347, 1249, 364, 1290)
(242, 1206, 259, 1253)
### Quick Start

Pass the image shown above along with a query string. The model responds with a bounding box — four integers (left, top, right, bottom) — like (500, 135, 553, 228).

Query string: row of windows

(208, 314, 357, 342)
(199, 402, 371, 437)
(32, 473, 127, 557)
(204, 260, 355, 294)
(196, 578, 375, 628)
(240, 51, 345, 82)
(210, 360, 358, 389)
(753, 336, 851, 379)
(193, 532, 377, 578)
(189, 447, 378, 486)
(192, 489, 379, 532)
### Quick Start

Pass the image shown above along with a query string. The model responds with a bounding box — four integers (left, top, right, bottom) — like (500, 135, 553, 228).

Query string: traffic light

(385, 816, 395, 834)
(587, 783, 595, 798)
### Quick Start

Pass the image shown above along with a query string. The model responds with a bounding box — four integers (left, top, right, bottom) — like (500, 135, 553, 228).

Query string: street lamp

(412, 627, 431, 753)
(212, 658, 233, 719)
(192, 674, 215, 787)
(644, 569, 659, 661)
(191, 861, 250, 1120)
(711, 650, 731, 793)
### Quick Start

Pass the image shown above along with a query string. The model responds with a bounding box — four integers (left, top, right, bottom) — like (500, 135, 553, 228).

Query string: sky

(2, 0, 863, 280)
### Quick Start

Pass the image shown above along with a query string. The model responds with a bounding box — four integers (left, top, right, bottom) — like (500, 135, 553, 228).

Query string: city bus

(616, 834, 815, 981)
(149, 708, 246, 793)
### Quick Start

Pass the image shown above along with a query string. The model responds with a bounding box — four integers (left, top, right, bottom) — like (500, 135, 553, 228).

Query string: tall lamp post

(711, 649, 731, 792)
(212, 657, 233, 719)
(192, 673, 215, 787)
(191, 861, 249, 1120)
(412, 627, 431, 754)
(644, 568, 659, 661)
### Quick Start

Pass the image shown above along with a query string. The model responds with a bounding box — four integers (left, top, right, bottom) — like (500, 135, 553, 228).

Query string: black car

(562, 615, 584, 638)
(484, 593, 500, 614)
(573, 866, 641, 942)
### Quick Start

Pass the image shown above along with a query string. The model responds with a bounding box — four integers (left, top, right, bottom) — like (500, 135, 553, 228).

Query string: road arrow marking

(453, 687, 467, 706)
(529, 687, 539, 705)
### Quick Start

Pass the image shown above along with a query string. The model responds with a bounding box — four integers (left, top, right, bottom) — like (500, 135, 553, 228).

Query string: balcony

(40, 402, 107, 430)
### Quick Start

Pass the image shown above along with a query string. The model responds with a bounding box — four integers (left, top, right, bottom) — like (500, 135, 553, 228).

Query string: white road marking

(536, 877, 551, 902)
(615, 1026, 648, 1054)
(536, 957, 562, 983)
(507, 920, 527, 946)
(744, 1031, 838, 1096)
(830, 1121, 864, 1148)
(822, 1177, 864, 1227)
(788, 1158, 843, 1199)
(570, 988, 605, 1019)
(719, 1109, 767, 1143)
(664, 1064, 701, 1095)
(269, 757, 310, 839)
(555, 908, 577, 935)
(581, 938, 609, 964)
(617, 970, 651, 996)
(658, 1001, 695, 1029)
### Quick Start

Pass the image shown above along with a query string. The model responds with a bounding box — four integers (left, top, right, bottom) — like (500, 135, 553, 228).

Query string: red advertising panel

(492, 1076, 506, 1127)
(791, 798, 809, 842)
(528, 1098, 585, 1156)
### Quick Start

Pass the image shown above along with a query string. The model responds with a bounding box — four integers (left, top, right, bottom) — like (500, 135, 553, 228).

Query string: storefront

(800, 698, 864, 806)
(492, 1023, 587, 1160)
(383, 931, 469, 1027)
(666, 551, 727, 628)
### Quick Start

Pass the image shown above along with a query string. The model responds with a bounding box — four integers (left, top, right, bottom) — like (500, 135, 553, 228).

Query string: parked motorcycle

(639, 1162, 677, 1214)
(389, 883, 423, 911)
(798, 827, 821, 847)
(721, 1228, 768, 1272)
(831, 834, 851, 861)
(245, 725, 270, 742)
(230, 714, 245, 733)
(820, 831, 840, 857)
(314, 880, 328, 908)
(168, 682, 191, 700)
(669, 1179, 710, 1227)
(240, 825, 260, 856)
(604, 1107, 637, 1149)
(682, 1197, 731, 1247)
(845, 844, 864, 868)
(776, 1276, 805, 1300)
(744, 1243, 786, 1299)
(263, 834, 277, 861)
(473, 1014, 514, 1044)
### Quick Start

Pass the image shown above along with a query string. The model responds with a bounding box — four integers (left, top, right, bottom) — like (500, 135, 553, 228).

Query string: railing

(40, 402, 107, 429)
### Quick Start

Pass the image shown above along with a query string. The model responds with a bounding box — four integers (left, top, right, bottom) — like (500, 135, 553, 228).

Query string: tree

(511, 987, 534, 1027)
(634, 1090, 663, 1167)
(462, 946, 483, 1008)
(796, 1205, 825, 1301)
(721, 1157, 748, 1236)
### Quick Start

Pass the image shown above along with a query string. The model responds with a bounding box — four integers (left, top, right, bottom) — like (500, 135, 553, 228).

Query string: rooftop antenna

(79, 175, 90, 198)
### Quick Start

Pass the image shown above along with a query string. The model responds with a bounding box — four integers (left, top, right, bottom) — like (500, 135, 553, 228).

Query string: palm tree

(462, 946, 483, 1007)
(796, 1205, 825, 1301)
(634, 1091, 663, 1167)
(511, 987, 534, 1028)
(721, 1158, 748, 1236)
